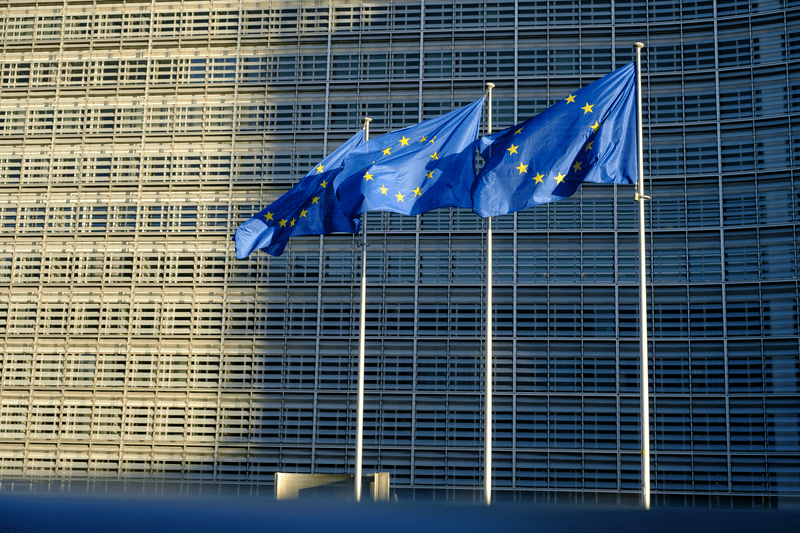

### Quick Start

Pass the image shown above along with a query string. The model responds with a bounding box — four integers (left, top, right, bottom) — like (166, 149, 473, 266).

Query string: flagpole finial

(634, 42, 644, 49)
(363, 117, 372, 124)
(486, 82, 495, 89)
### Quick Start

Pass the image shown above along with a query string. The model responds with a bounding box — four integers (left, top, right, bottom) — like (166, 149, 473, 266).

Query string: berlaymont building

(0, 0, 798, 507)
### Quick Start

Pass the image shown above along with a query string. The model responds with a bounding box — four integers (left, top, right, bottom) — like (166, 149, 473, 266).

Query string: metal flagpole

(484, 82, 494, 506)
(633, 42, 651, 510)
(355, 117, 371, 502)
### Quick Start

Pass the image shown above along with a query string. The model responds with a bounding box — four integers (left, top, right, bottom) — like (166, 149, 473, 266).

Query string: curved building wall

(0, 0, 798, 506)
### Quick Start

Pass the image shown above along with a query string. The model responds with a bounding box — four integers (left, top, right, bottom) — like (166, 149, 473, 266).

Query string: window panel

(654, 341, 690, 394)
(283, 340, 316, 390)
(729, 341, 764, 393)
(719, 69, 753, 119)
(417, 340, 447, 390)
(683, 74, 717, 121)
(718, 19, 753, 67)
(515, 341, 548, 392)
(580, 30, 612, 73)
(649, 127, 684, 175)
(549, 234, 581, 283)
(550, 397, 582, 448)
(693, 455, 728, 491)
(722, 175, 758, 226)
(281, 394, 314, 444)
(516, 396, 548, 448)
(415, 394, 447, 446)
(753, 66, 789, 117)
(721, 122, 755, 172)
(685, 125, 719, 174)
(760, 226, 797, 279)
(652, 232, 688, 282)
(682, 23, 715, 69)
(762, 282, 799, 336)
(548, 36, 579, 75)
(655, 397, 691, 451)
(582, 287, 616, 337)
(688, 287, 724, 337)
(755, 118, 791, 170)
(726, 283, 763, 336)
(583, 397, 618, 449)
(691, 398, 727, 451)
(732, 455, 767, 492)
(518, 32, 548, 77)
(649, 26, 682, 72)
(550, 342, 582, 391)
(316, 394, 351, 445)
(688, 230, 721, 281)
(766, 397, 800, 451)
(652, 285, 689, 337)
(752, 14, 786, 64)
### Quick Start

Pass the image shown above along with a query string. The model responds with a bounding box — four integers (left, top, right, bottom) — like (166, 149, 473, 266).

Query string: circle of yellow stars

(362, 131, 441, 205)
(499, 92, 602, 187)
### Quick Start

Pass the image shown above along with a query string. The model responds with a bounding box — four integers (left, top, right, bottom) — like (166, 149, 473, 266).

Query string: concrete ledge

(274, 473, 390, 502)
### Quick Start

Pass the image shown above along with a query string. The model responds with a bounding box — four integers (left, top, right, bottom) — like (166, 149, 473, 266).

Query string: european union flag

(333, 97, 485, 218)
(233, 130, 365, 258)
(472, 63, 638, 218)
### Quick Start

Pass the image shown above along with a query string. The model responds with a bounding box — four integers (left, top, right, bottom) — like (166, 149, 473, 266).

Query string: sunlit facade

(0, 0, 798, 506)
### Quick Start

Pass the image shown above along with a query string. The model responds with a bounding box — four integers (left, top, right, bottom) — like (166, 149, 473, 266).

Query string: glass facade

(0, 0, 798, 506)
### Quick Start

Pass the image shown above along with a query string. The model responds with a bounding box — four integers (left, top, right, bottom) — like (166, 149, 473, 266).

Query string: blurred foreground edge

(1, 491, 799, 533)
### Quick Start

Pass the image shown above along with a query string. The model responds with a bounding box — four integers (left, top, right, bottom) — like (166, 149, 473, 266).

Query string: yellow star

(300, 209, 308, 218)
(320, 180, 327, 188)
(413, 186, 422, 197)
(395, 192, 405, 203)
(265, 212, 274, 221)
(312, 196, 320, 204)
(591, 121, 600, 132)
(315, 164, 325, 173)
(533, 172, 544, 183)
(572, 161, 581, 172)
(582, 102, 594, 114)
(279, 219, 287, 227)
(428, 136, 436, 143)
(554, 172, 566, 184)
(364, 171, 373, 181)
(430, 152, 438, 160)
(290, 218, 296, 226)
(399, 136, 410, 147)
(585, 141, 594, 151)
(419, 135, 427, 143)
(382, 147, 391, 156)
(565, 94, 576, 104)
(516, 162, 528, 174)
(426, 171, 434, 179)
(507, 144, 519, 155)
(515, 127, 523, 135)
(379, 185, 388, 195)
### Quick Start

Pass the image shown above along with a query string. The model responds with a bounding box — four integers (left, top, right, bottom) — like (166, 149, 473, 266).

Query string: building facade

(0, 0, 798, 506)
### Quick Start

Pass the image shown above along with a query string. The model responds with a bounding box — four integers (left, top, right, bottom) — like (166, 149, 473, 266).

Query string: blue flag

(333, 97, 485, 218)
(233, 130, 365, 258)
(472, 63, 638, 218)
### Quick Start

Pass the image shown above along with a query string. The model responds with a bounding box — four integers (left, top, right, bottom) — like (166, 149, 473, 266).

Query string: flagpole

(484, 82, 495, 506)
(633, 42, 651, 510)
(355, 117, 371, 502)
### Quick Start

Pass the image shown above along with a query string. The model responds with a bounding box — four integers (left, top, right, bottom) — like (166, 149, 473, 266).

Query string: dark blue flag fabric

(472, 63, 638, 218)
(233, 130, 365, 258)
(333, 97, 485, 218)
